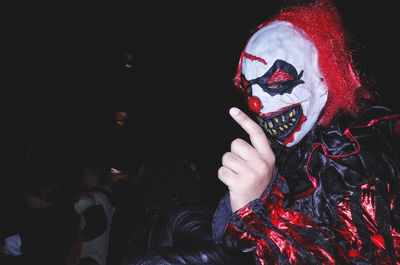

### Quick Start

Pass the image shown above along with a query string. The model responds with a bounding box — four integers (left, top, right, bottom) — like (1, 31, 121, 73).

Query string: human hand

(218, 107, 275, 212)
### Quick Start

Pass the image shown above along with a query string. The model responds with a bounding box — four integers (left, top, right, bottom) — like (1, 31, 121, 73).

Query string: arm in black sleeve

(121, 200, 255, 265)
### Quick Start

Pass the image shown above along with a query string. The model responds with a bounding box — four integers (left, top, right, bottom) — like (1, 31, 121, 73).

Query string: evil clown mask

(241, 21, 328, 147)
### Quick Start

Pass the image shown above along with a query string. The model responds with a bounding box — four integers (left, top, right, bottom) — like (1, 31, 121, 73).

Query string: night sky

(2, 1, 398, 183)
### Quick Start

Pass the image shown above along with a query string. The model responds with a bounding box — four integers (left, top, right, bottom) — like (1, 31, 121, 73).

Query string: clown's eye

(267, 80, 292, 89)
(266, 69, 292, 89)
(246, 59, 304, 96)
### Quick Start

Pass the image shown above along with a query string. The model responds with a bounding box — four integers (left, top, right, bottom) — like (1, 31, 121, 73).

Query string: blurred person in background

(108, 150, 254, 265)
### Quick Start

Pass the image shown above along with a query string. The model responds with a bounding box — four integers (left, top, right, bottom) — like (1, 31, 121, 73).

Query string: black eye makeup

(246, 59, 304, 96)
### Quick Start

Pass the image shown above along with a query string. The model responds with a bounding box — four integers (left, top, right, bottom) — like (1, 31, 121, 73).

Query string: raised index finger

(229, 107, 273, 156)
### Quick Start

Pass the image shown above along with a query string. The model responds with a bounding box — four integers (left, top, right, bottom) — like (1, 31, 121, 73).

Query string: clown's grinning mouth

(257, 104, 302, 142)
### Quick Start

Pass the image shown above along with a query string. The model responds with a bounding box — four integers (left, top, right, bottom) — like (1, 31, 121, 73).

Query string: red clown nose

(248, 96, 263, 113)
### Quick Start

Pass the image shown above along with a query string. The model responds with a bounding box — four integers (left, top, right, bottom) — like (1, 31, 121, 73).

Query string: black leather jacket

(119, 199, 254, 265)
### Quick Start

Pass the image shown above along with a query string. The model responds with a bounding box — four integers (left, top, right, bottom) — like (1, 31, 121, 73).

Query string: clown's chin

(258, 104, 306, 145)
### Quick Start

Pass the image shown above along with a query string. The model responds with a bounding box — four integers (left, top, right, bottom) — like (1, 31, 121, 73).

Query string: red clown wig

(234, 0, 370, 126)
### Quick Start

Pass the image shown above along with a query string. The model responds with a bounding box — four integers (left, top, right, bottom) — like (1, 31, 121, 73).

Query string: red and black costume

(213, 106, 400, 264)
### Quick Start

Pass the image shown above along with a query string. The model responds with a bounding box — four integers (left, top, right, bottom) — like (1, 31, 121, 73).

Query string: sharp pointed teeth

(264, 107, 300, 135)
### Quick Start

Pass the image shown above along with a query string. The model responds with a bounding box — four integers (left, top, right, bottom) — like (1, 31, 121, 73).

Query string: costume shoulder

(335, 104, 400, 165)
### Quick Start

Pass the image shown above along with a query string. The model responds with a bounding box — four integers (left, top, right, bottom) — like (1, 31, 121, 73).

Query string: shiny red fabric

(228, 173, 400, 264)
(237, 203, 306, 264)
(225, 221, 259, 247)
(226, 216, 277, 265)
(235, 183, 342, 264)
(386, 181, 400, 264)
(336, 194, 363, 258)
(268, 184, 342, 264)
(336, 180, 396, 263)
(395, 120, 400, 136)
(361, 182, 395, 264)
(234, 172, 400, 264)
(390, 227, 400, 265)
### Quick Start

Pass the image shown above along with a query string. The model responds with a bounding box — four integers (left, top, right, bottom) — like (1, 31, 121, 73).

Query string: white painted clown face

(241, 21, 328, 147)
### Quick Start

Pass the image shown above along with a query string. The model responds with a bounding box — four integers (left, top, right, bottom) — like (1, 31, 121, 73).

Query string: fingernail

(229, 107, 240, 116)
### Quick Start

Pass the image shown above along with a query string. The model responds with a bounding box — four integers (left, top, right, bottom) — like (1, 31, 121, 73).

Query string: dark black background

(2, 1, 398, 184)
